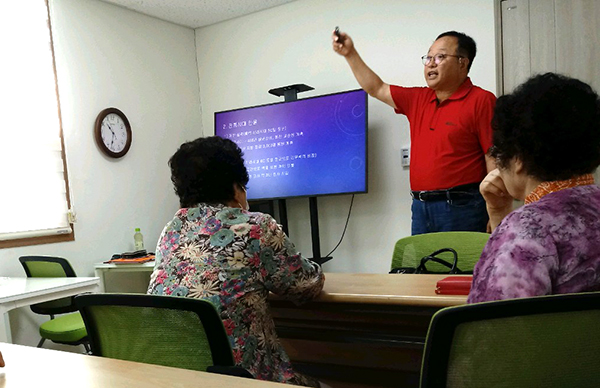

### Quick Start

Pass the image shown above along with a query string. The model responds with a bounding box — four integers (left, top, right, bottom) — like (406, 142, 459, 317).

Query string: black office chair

(420, 292, 600, 387)
(74, 293, 252, 377)
(19, 256, 90, 352)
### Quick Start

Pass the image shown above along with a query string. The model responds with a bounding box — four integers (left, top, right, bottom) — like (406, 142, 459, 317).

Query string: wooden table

(269, 273, 468, 388)
(0, 277, 100, 343)
(0, 343, 287, 388)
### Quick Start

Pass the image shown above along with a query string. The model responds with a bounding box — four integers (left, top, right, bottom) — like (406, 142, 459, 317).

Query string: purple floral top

(147, 204, 324, 386)
(469, 185, 600, 303)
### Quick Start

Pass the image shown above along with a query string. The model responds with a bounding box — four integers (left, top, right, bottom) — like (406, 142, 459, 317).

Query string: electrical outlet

(401, 147, 410, 167)
(67, 208, 77, 223)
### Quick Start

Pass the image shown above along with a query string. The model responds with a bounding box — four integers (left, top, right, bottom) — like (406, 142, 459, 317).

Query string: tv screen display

(215, 89, 368, 200)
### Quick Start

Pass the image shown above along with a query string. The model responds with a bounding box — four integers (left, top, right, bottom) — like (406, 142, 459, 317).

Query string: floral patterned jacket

(147, 203, 324, 386)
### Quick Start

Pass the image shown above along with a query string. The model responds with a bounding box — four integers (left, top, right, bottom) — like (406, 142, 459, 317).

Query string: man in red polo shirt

(333, 30, 496, 235)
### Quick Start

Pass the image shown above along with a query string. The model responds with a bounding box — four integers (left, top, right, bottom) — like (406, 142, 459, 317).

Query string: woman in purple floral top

(148, 137, 324, 386)
(469, 73, 600, 303)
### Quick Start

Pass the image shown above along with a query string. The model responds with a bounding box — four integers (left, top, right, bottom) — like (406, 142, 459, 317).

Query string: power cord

(325, 194, 355, 257)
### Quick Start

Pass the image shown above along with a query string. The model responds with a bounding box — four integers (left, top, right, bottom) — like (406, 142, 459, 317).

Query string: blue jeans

(411, 188, 488, 235)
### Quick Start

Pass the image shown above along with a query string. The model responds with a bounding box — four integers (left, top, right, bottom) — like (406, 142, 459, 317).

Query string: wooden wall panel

(501, 0, 531, 93)
(529, 0, 556, 75)
(554, 0, 600, 90)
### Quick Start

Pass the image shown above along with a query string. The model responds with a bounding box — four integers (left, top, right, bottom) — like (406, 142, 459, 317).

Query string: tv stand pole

(267, 84, 314, 237)
(309, 197, 333, 265)
(268, 84, 330, 265)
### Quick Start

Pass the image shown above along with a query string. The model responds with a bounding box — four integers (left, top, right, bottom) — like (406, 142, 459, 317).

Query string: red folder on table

(435, 276, 473, 295)
(105, 251, 155, 264)
(106, 255, 154, 264)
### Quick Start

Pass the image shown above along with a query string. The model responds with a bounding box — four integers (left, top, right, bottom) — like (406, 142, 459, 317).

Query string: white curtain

(0, 1, 72, 240)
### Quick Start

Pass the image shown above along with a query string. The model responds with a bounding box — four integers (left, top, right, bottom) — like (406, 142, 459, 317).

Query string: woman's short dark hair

(491, 72, 600, 182)
(436, 31, 476, 71)
(169, 136, 249, 207)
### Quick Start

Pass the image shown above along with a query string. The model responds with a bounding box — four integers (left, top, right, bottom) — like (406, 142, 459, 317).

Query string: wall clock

(94, 107, 132, 158)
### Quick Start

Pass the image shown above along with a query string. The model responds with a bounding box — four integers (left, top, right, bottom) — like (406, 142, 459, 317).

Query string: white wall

(195, 0, 497, 273)
(0, 0, 201, 347)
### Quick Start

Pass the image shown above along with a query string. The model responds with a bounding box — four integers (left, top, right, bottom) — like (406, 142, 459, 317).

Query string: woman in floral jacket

(469, 73, 600, 302)
(148, 136, 324, 387)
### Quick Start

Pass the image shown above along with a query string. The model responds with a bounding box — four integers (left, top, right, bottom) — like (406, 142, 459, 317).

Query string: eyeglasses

(421, 53, 463, 66)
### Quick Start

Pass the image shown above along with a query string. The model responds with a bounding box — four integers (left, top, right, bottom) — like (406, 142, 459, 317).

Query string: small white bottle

(134, 228, 145, 251)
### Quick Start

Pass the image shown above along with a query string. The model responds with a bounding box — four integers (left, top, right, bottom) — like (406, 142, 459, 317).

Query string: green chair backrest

(19, 256, 77, 278)
(420, 292, 600, 388)
(391, 232, 489, 273)
(19, 256, 78, 314)
(75, 293, 235, 372)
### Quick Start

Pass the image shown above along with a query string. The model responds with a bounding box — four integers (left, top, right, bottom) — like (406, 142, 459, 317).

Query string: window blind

(0, 1, 72, 241)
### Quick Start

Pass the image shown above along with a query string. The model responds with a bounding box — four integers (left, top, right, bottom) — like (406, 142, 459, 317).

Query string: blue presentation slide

(215, 89, 367, 200)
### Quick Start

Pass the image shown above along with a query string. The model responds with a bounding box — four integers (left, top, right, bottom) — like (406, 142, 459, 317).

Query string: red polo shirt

(390, 78, 496, 191)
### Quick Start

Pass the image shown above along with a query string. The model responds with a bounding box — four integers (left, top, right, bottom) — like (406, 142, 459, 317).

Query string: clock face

(100, 113, 128, 153)
(94, 108, 132, 158)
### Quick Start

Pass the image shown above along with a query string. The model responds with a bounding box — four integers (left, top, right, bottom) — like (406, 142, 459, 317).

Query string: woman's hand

(0, 350, 5, 367)
(480, 169, 514, 232)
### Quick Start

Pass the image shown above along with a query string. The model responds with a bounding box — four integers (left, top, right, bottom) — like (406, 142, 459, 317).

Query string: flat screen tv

(214, 89, 368, 200)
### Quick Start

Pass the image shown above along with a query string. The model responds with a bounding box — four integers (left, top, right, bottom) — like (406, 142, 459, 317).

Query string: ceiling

(98, 0, 298, 29)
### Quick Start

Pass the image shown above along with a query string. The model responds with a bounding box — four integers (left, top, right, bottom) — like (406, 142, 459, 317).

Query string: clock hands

(104, 121, 117, 150)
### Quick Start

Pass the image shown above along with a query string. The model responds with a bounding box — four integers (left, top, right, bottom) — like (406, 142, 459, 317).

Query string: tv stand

(266, 83, 314, 237)
(268, 83, 314, 100)
(267, 84, 331, 265)
(308, 197, 333, 265)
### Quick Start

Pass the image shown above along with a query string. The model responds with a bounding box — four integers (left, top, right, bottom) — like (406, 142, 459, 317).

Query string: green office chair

(391, 232, 489, 273)
(74, 293, 252, 377)
(19, 256, 90, 352)
(420, 292, 600, 387)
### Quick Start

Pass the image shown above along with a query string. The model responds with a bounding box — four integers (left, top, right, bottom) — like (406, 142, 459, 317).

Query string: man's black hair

(436, 31, 476, 71)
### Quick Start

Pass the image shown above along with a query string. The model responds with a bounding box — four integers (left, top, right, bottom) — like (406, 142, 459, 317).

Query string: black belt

(411, 182, 480, 202)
